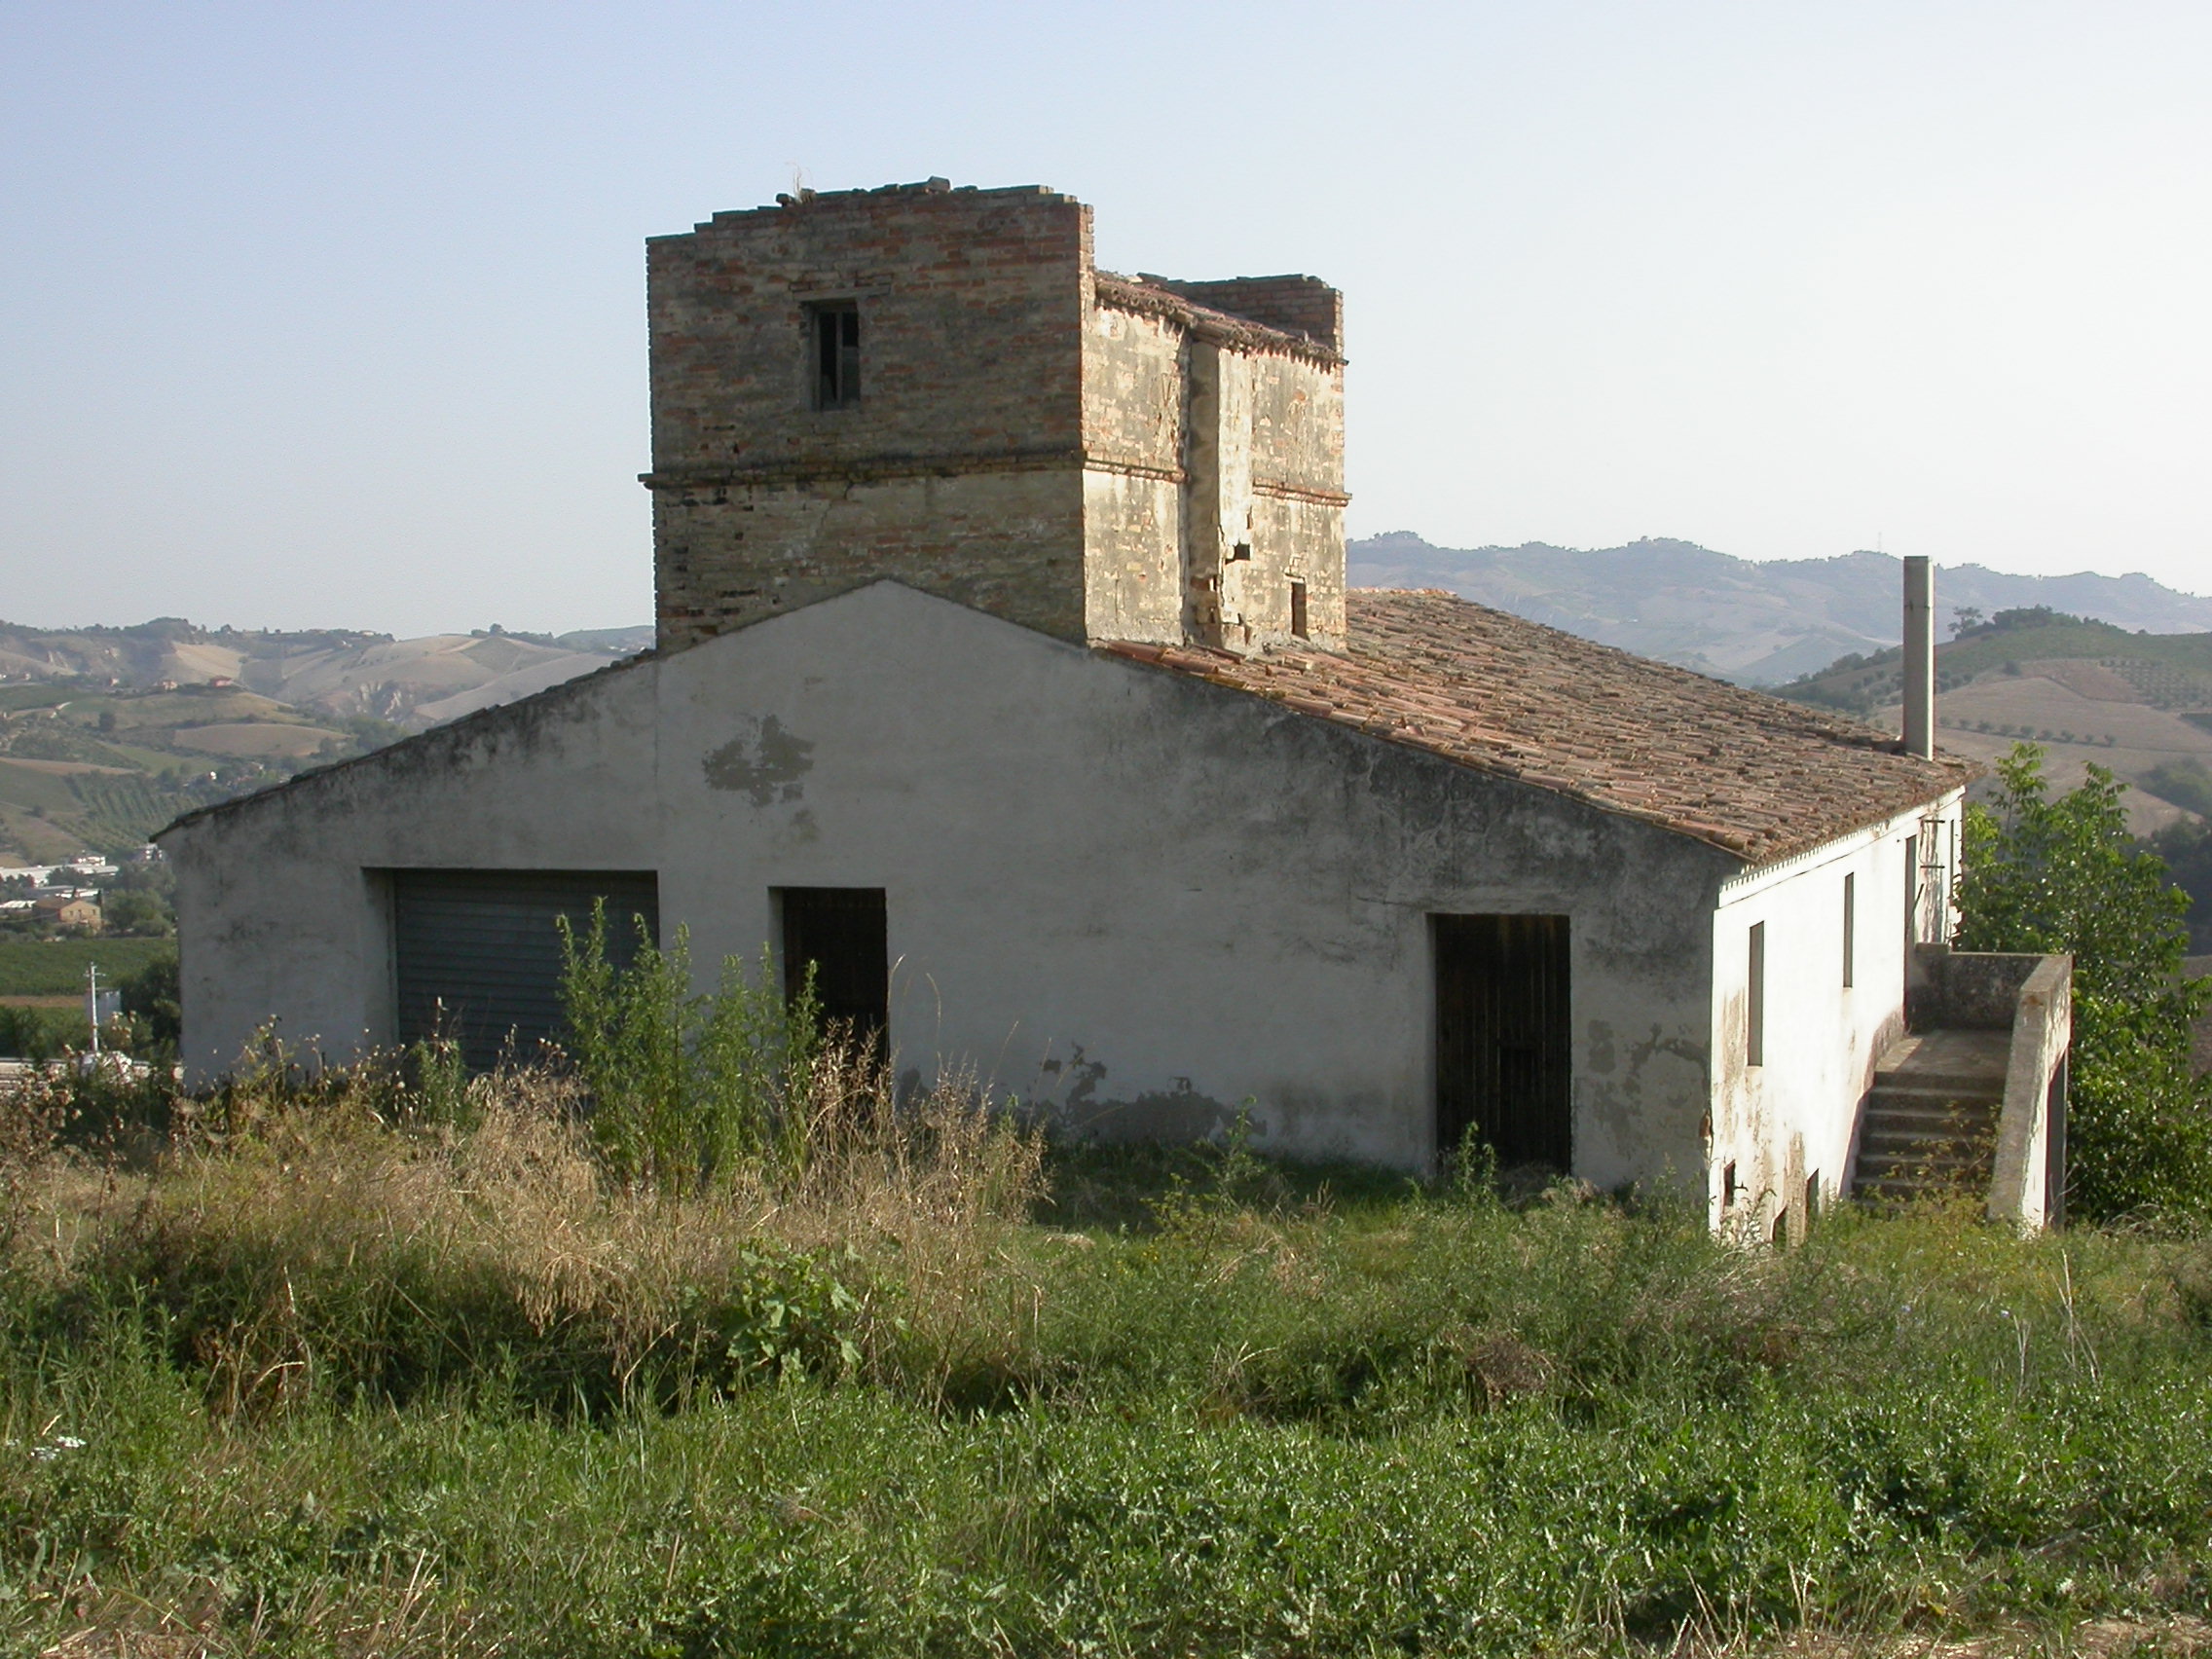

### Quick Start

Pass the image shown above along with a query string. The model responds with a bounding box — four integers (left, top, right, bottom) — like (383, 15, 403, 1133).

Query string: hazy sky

(5, 0, 2209, 636)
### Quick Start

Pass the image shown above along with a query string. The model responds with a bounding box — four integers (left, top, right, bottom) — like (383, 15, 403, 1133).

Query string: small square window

(808, 303, 860, 409)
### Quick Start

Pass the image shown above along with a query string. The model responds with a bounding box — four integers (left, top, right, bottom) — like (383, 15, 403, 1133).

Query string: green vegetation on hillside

(0, 677, 409, 859)
(1781, 607, 2212, 718)
(6, 921, 2212, 1653)
(0, 936, 173, 996)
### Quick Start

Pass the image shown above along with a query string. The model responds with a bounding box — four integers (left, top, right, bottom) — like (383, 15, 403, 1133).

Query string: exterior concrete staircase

(1852, 1028, 2010, 1204)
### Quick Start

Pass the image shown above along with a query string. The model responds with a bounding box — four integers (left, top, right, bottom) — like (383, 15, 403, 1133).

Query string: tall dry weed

(0, 1041, 1045, 1415)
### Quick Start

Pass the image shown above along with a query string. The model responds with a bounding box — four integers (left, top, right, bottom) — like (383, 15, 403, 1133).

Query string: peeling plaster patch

(703, 715, 815, 804)
(1588, 1019, 1617, 1077)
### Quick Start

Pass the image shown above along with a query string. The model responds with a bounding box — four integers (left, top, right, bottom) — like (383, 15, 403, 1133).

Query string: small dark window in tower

(1289, 579, 1309, 640)
(1722, 1160, 1739, 1208)
(808, 303, 861, 409)
(1228, 541, 1251, 562)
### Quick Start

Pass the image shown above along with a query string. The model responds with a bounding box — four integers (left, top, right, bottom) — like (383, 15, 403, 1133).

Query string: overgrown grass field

(4, 1048, 2212, 1657)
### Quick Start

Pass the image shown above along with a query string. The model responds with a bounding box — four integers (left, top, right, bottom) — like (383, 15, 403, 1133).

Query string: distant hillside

(0, 617, 653, 865)
(1349, 534, 2212, 685)
(1777, 608, 2212, 834)
(0, 617, 654, 724)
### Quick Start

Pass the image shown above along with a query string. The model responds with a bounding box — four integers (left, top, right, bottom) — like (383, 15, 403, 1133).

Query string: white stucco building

(161, 182, 1972, 1234)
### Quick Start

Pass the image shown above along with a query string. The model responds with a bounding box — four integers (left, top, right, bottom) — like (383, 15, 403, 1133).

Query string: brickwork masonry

(644, 180, 1346, 654)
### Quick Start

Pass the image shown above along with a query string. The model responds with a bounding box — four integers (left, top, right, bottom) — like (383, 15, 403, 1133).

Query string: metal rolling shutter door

(392, 869, 658, 1069)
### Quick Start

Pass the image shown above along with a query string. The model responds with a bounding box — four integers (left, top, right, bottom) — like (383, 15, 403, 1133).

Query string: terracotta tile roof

(1101, 589, 1973, 865)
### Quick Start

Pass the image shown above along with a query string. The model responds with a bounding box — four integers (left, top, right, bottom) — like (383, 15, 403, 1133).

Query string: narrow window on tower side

(1289, 579, 1309, 640)
(807, 302, 861, 409)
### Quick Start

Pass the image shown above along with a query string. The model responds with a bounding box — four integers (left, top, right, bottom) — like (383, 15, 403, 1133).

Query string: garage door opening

(1433, 912, 1572, 1173)
(777, 887, 888, 1050)
(390, 869, 659, 1070)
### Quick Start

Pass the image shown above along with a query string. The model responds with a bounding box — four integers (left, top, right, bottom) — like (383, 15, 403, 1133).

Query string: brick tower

(644, 180, 1346, 654)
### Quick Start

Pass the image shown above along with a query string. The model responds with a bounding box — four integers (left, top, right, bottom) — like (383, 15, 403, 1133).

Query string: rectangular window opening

(1289, 578, 1309, 640)
(1842, 871, 1857, 988)
(1228, 541, 1252, 563)
(1903, 833, 1919, 945)
(1747, 920, 1766, 1067)
(1722, 1160, 1739, 1209)
(777, 886, 888, 1049)
(808, 303, 861, 409)
(1805, 1170, 1822, 1227)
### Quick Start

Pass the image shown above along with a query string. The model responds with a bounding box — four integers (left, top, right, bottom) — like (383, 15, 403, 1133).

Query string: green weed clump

(557, 905, 828, 1192)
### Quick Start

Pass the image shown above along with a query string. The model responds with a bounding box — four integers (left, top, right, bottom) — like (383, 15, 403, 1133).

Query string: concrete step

(1859, 1157, 1991, 1185)
(1856, 1176, 1988, 1205)
(1854, 1024, 2015, 1206)
(1866, 1084, 2004, 1112)
(1871, 1067, 2009, 1095)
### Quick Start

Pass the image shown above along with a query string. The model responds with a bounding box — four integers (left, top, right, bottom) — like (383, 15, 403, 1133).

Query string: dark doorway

(390, 868, 659, 1071)
(778, 887, 889, 1047)
(1433, 913, 1572, 1172)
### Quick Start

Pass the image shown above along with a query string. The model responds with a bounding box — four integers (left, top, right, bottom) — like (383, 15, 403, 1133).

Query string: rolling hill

(0, 618, 652, 865)
(1349, 534, 2212, 685)
(1776, 609, 2212, 833)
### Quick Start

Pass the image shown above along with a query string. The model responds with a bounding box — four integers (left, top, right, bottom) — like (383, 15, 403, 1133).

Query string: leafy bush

(557, 903, 824, 1192)
(1955, 744, 2212, 1220)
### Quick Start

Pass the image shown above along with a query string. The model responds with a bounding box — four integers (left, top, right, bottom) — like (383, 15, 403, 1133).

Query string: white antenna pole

(86, 963, 100, 1060)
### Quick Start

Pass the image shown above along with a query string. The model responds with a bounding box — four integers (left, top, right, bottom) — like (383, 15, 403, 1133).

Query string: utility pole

(85, 963, 101, 1060)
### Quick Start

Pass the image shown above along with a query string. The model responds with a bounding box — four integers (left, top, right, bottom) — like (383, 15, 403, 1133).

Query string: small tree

(1954, 745, 2212, 1222)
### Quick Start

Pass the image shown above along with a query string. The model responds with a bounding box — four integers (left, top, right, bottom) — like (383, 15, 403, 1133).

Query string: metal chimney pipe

(1902, 554, 1935, 758)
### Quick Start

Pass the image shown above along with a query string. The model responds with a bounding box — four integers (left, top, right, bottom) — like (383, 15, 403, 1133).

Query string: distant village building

(35, 896, 101, 932)
(166, 181, 1997, 1231)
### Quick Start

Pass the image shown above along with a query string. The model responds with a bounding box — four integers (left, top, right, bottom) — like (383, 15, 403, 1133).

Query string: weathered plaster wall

(1079, 302, 1186, 643)
(1707, 792, 1967, 1235)
(168, 583, 1725, 1185)
(164, 663, 662, 1079)
(1076, 294, 1347, 650)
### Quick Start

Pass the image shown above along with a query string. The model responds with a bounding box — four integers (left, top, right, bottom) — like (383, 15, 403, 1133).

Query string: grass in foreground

(2, 1060, 2211, 1656)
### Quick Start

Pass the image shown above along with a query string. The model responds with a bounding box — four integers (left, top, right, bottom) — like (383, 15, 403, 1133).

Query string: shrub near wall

(1956, 745, 2212, 1221)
